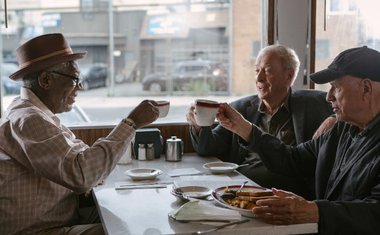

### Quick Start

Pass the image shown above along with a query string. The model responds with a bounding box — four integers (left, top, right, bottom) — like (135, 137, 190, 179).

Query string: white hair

(256, 44, 300, 84)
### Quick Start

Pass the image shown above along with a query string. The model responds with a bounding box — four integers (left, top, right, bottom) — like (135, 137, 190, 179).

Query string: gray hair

(256, 45, 300, 84)
(22, 61, 74, 89)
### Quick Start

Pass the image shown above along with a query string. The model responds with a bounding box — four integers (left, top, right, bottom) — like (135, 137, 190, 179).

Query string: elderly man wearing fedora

(0, 34, 159, 235)
(215, 46, 380, 234)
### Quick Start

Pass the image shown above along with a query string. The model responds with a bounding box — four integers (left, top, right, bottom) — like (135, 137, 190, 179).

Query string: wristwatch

(123, 118, 137, 129)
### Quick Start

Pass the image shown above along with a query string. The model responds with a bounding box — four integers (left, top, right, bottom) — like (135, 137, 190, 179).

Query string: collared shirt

(258, 93, 296, 146)
(245, 93, 295, 163)
(0, 88, 135, 235)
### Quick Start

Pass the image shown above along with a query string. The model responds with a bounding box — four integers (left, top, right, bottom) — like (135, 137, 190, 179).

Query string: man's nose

(326, 89, 334, 102)
(256, 70, 265, 81)
(77, 81, 83, 90)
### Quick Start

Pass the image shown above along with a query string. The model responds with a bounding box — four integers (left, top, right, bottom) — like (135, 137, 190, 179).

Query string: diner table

(92, 153, 318, 235)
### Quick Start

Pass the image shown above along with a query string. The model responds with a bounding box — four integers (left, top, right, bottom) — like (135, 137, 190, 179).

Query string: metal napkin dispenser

(133, 128, 163, 159)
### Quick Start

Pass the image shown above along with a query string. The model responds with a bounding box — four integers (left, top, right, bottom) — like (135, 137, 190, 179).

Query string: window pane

(1, 0, 262, 125)
(315, 0, 378, 91)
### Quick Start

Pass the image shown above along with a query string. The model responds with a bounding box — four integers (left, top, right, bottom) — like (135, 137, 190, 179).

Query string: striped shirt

(0, 88, 135, 235)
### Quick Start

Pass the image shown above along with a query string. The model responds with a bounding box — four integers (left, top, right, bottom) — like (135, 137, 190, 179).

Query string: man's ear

(37, 72, 51, 89)
(362, 79, 372, 94)
(286, 69, 295, 85)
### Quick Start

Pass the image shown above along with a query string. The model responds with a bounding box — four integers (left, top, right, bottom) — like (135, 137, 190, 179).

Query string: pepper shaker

(146, 143, 155, 160)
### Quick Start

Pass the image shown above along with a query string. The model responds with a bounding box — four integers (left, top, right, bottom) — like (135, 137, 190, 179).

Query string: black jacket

(246, 116, 380, 235)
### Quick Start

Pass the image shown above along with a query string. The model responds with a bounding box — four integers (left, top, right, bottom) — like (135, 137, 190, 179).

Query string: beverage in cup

(194, 99, 220, 126)
(156, 101, 170, 118)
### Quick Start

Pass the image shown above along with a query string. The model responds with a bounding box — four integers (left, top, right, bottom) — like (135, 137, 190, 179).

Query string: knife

(115, 184, 167, 190)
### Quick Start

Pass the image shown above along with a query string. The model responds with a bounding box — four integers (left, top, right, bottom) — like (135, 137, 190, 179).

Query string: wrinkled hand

(312, 116, 337, 139)
(127, 100, 159, 129)
(252, 188, 319, 225)
(216, 103, 253, 142)
(186, 104, 201, 134)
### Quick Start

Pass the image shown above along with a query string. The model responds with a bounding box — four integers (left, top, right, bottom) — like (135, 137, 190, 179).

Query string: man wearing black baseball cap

(311, 46, 380, 84)
(214, 46, 380, 234)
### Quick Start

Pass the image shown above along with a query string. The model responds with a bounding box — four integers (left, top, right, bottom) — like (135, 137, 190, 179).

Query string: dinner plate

(203, 162, 239, 174)
(211, 185, 270, 217)
(171, 186, 211, 200)
(124, 168, 163, 180)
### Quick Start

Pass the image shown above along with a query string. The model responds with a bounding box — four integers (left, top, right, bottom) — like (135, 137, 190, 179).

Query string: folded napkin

(167, 168, 202, 177)
(169, 201, 241, 221)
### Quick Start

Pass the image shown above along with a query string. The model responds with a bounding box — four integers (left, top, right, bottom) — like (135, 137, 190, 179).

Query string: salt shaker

(146, 143, 155, 160)
(138, 143, 146, 160)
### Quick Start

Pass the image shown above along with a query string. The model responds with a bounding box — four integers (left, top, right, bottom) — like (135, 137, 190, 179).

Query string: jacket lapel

(289, 92, 306, 145)
(246, 98, 261, 125)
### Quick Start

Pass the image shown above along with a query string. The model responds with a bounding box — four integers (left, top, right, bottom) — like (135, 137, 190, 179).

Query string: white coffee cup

(156, 101, 170, 118)
(194, 99, 220, 126)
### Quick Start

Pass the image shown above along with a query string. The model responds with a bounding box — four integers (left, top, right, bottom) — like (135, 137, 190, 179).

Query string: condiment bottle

(138, 143, 146, 160)
(146, 143, 155, 160)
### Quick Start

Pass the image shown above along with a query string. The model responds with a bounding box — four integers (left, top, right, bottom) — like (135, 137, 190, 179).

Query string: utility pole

(107, 0, 115, 96)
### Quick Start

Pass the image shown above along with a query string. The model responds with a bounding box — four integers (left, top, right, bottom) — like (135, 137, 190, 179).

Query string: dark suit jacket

(191, 89, 333, 198)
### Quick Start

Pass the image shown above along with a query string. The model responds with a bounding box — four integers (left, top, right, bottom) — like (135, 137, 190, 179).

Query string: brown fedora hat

(10, 33, 87, 80)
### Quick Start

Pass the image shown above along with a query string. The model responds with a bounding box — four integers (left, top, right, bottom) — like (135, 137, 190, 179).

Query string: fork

(192, 219, 250, 234)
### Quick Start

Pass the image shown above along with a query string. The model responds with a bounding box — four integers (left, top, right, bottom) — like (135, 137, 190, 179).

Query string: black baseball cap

(310, 46, 380, 84)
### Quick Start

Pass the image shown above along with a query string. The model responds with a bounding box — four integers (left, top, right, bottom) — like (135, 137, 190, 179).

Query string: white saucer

(125, 168, 163, 180)
(171, 186, 211, 200)
(203, 162, 239, 174)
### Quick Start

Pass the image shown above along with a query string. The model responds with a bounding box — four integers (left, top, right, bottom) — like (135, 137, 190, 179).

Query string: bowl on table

(171, 186, 211, 201)
(203, 162, 239, 174)
(124, 168, 163, 180)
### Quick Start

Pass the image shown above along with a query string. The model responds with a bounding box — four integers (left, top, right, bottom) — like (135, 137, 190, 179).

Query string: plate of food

(124, 168, 163, 180)
(211, 185, 273, 217)
(203, 162, 239, 174)
(171, 186, 212, 201)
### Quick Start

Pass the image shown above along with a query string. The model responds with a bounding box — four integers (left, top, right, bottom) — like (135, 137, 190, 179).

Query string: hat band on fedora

(19, 48, 73, 69)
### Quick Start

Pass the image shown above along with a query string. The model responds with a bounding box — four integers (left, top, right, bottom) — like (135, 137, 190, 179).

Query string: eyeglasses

(47, 71, 82, 87)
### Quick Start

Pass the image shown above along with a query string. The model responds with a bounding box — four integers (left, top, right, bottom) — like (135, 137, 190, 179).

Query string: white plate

(203, 162, 239, 174)
(211, 185, 271, 218)
(124, 168, 163, 180)
(171, 186, 211, 200)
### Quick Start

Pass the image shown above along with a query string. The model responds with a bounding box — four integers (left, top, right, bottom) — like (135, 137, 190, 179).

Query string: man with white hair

(216, 46, 380, 234)
(187, 45, 333, 199)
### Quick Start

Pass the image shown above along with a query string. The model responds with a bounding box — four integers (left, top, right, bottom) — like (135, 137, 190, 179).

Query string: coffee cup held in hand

(156, 101, 170, 118)
(194, 99, 220, 126)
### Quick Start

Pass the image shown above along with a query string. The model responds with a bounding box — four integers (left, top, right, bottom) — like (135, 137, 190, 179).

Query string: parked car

(56, 104, 91, 126)
(80, 63, 108, 90)
(142, 60, 228, 92)
(1, 63, 22, 95)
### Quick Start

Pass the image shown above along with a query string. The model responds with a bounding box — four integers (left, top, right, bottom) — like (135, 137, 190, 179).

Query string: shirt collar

(20, 87, 61, 125)
(258, 90, 291, 114)
(349, 114, 380, 137)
